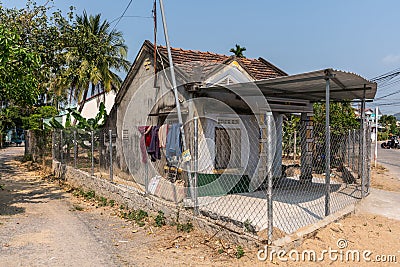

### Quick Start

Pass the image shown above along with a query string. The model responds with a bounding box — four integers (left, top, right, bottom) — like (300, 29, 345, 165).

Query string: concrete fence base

(52, 160, 356, 250)
(52, 160, 262, 249)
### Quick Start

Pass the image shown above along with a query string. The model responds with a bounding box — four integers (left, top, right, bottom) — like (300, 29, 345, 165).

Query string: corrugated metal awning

(200, 68, 377, 102)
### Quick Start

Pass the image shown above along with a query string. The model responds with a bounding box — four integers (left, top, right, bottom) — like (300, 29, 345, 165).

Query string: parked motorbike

(381, 136, 399, 149)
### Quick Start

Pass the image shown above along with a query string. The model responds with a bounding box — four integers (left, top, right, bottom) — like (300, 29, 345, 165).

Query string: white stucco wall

(81, 91, 116, 119)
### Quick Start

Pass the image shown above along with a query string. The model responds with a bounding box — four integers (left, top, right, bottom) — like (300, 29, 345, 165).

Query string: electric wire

(111, 0, 134, 31)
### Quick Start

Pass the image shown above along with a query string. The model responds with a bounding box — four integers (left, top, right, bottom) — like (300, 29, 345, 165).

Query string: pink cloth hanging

(138, 126, 151, 163)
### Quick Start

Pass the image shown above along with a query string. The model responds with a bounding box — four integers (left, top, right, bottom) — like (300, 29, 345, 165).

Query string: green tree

(313, 102, 359, 134)
(0, 24, 41, 105)
(0, 1, 74, 108)
(230, 44, 246, 58)
(22, 106, 58, 130)
(379, 114, 398, 135)
(63, 11, 130, 112)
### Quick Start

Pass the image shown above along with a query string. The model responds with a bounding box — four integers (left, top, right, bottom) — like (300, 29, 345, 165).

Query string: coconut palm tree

(64, 11, 130, 111)
(230, 44, 247, 58)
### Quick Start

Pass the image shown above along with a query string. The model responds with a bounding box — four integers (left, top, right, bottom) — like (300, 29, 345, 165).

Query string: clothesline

(138, 123, 182, 164)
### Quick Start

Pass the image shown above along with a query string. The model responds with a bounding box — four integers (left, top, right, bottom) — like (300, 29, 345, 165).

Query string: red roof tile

(156, 44, 287, 80)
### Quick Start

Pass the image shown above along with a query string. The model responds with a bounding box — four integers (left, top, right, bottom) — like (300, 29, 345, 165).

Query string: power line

(110, 15, 152, 24)
(112, 0, 134, 31)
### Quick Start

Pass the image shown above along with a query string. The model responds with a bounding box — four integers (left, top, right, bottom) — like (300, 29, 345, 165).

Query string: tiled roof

(156, 43, 287, 80)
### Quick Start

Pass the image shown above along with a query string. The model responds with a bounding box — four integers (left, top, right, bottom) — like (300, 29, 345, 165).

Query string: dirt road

(0, 147, 123, 266)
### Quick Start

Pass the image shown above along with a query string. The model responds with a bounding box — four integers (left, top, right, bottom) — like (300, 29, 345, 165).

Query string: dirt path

(0, 147, 123, 266)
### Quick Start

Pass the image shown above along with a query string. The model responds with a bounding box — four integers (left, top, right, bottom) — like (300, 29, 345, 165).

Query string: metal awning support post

(159, 0, 194, 199)
(193, 117, 199, 215)
(361, 87, 366, 198)
(325, 77, 331, 217)
(266, 112, 274, 243)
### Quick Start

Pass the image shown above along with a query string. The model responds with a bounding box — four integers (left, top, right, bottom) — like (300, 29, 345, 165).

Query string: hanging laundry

(138, 126, 151, 163)
(158, 124, 168, 148)
(147, 126, 161, 162)
(145, 126, 152, 147)
(166, 123, 182, 161)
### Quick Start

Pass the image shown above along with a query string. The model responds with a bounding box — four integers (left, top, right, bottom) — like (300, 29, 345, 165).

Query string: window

(215, 127, 241, 169)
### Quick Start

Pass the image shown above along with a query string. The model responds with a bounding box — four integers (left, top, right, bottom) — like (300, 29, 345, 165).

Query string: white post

(374, 106, 378, 168)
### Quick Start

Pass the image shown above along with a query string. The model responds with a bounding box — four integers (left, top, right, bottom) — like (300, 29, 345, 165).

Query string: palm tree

(64, 11, 130, 111)
(230, 44, 246, 58)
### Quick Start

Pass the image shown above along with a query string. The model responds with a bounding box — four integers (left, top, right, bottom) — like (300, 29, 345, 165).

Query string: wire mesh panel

(50, 110, 371, 243)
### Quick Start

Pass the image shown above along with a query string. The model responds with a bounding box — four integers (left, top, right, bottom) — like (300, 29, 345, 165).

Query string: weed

(136, 209, 148, 222)
(154, 211, 166, 227)
(218, 248, 224, 254)
(120, 209, 148, 227)
(108, 200, 115, 207)
(98, 196, 108, 207)
(176, 221, 193, 233)
(119, 204, 125, 210)
(235, 246, 244, 259)
(243, 219, 255, 233)
(72, 188, 84, 197)
(0, 184, 5, 190)
(84, 190, 95, 200)
(73, 205, 84, 211)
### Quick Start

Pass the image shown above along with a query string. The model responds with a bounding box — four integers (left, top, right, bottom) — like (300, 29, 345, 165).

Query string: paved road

(357, 188, 400, 221)
(372, 141, 400, 178)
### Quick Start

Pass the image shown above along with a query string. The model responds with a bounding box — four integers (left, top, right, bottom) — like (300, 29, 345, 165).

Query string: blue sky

(3, 0, 400, 113)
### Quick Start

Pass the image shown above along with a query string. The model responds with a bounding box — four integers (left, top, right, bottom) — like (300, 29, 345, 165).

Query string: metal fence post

(91, 130, 94, 176)
(109, 129, 113, 182)
(293, 130, 297, 161)
(325, 78, 331, 217)
(360, 91, 366, 197)
(51, 131, 55, 160)
(266, 112, 274, 242)
(73, 130, 77, 168)
(60, 130, 64, 164)
(347, 130, 351, 167)
(352, 129, 356, 171)
(193, 117, 199, 215)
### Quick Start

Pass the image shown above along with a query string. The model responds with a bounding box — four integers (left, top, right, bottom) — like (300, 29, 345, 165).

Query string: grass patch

(72, 188, 96, 201)
(108, 200, 115, 207)
(97, 196, 108, 207)
(0, 184, 5, 190)
(120, 209, 148, 227)
(176, 221, 193, 233)
(84, 190, 95, 200)
(235, 246, 244, 259)
(154, 211, 166, 227)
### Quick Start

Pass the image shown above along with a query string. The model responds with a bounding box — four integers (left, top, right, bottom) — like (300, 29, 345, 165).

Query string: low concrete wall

(52, 160, 356, 250)
(52, 160, 261, 249)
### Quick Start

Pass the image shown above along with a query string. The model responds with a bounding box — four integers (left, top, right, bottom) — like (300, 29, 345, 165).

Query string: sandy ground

(1, 146, 399, 266)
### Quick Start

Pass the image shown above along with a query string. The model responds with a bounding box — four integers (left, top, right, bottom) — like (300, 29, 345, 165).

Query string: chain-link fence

(53, 128, 116, 182)
(51, 115, 371, 243)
